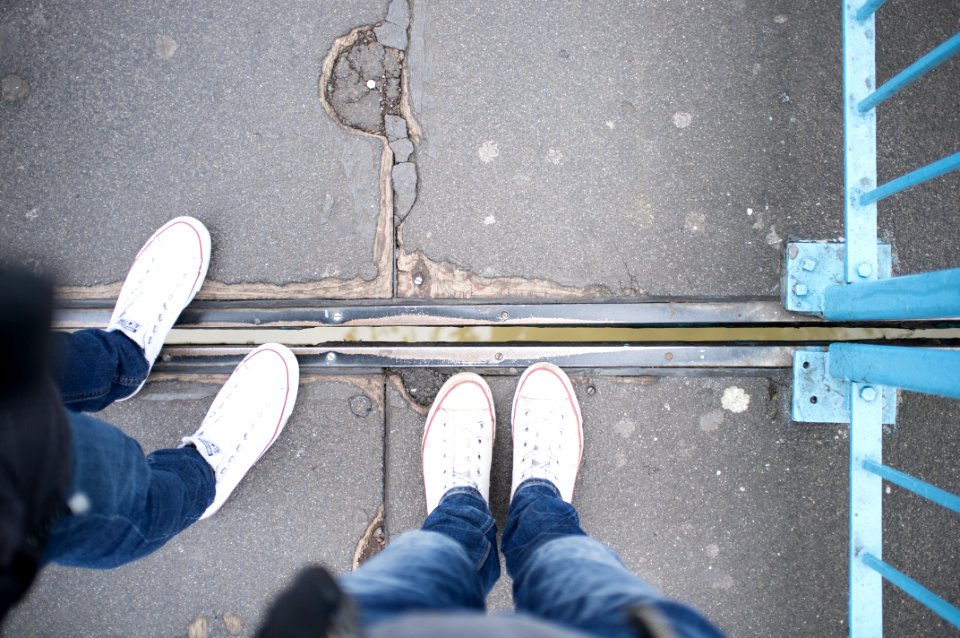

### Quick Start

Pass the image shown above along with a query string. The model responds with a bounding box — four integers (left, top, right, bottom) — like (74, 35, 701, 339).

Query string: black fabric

(0, 267, 54, 398)
(256, 565, 361, 638)
(0, 268, 72, 622)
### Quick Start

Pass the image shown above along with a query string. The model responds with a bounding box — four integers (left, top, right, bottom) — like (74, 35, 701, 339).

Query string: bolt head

(413, 274, 424, 286)
(326, 352, 337, 362)
(332, 312, 343, 322)
(794, 283, 808, 296)
(860, 386, 877, 402)
(857, 262, 873, 278)
(801, 258, 817, 272)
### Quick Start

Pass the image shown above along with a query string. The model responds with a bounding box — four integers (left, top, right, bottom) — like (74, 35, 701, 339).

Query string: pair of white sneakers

(421, 365, 584, 513)
(106, 217, 298, 520)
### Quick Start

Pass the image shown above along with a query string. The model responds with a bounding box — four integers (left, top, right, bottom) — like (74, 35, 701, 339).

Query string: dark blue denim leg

(340, 488, 499, 628)
(421, 487, 500, 591)
(52, 329, 149, 412)
(43, 412, 215, 568)
(501, 479, 587, 570)
(504, 479, 725, 638)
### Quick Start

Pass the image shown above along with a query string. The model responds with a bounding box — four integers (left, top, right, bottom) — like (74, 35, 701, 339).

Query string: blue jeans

(43, 329, 215, 568)
(341, 480, 725, 638)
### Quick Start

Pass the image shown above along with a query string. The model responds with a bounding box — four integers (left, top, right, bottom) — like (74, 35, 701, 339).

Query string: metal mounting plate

(784, 241, 892, 314)
(792, 348, 896, 424)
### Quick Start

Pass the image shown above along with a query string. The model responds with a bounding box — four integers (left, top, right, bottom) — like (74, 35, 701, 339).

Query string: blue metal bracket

(784, 241, 892, 315)
(792, 348, 896, 424)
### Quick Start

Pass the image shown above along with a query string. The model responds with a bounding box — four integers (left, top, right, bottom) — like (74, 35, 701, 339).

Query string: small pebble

(223, 612, 243, 636)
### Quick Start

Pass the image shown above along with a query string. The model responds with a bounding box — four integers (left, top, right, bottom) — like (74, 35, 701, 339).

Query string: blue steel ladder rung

(860, 553, 960, 629)
(859, 151, 960, 206)
(861, 459, 960, 514)
(858, 32, 960, 113)
(855, 0, 886, 21)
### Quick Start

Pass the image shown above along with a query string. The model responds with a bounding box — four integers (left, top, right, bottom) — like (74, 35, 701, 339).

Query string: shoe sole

(421, 372, 496, 506)
(116, 216, 211, 401)
(511, 362, 584, 499)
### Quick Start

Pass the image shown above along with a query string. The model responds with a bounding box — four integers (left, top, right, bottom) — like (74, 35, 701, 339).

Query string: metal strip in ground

(155, 345, 795, 376)
(54, 298, 960, 330)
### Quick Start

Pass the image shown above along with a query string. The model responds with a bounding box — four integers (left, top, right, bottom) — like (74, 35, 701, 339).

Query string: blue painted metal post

(849, 380, 884, 636)
(823, 267, 960, 321)
(829, 344, 960, 399)
(858, 32, 960, 113)
(842, 0, 878, 285)
(860, 151, 960, 205)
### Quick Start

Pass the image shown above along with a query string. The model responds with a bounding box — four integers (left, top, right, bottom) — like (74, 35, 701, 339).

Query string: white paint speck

(746, 207, 753, 216)
(774, 14, 788, 24)
(545, 148, 564, 165)
(154, 35, 178, 59)
(483, 215, 496, 225)
(478, 140, 499, 163)
(672, 112, 693, 128)
(605, 120, 615, 129)
(885, 485, 892, 495)
(366, 79, 377, 89)
(25, 208, 38, 220)
(721, 386, 751, 413)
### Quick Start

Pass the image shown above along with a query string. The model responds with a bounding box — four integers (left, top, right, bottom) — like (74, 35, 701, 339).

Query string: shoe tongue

(193, 437, 221, 457)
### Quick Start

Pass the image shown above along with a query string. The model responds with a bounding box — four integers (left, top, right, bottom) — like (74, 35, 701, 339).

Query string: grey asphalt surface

(0, 0, 385, 286)
(402, 0, 960, 296)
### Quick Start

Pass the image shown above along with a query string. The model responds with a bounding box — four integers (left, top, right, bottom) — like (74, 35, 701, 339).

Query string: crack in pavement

(323, 0, 618, 301)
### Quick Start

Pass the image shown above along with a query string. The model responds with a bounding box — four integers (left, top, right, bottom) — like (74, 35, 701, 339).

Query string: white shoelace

(439, 412, 487, 493)
(517, 407, 567, 486)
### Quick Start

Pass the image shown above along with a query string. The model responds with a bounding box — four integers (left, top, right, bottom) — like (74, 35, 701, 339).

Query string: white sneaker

(107, 216, 211, 398)
(183, 344, 299, 519)
(422, 372, 496, 514)
(511, 363, 583, 502)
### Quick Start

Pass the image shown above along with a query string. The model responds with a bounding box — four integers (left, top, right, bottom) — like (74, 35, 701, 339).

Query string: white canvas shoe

(107, 216, 211, 398)
(510, 363, 583, 502)
(183, 344, 299, 519)
(421, 373, 496, 514)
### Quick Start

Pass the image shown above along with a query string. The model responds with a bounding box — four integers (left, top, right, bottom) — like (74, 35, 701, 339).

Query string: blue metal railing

(786, 3, 960, 636)
(831, 344, 960, 634)
(840, 0, 960, 628)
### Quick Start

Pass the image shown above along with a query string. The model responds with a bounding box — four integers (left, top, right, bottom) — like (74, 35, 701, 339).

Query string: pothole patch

(325, 28, 404, 135)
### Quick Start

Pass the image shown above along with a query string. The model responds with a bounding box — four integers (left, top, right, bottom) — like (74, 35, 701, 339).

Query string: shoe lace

(440, 412, 486, 492)
(517, 406, 567, 485)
